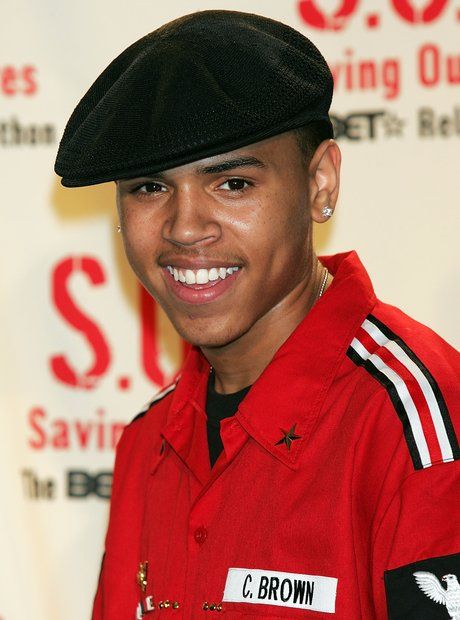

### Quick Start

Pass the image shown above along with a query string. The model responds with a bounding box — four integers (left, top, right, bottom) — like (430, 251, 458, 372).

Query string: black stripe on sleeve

(366, 315, 460, 460)
(347, 345, 423, 470)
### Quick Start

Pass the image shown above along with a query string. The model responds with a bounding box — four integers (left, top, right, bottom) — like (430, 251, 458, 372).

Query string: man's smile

(166, 265, 240, 285)
(161, 264, 242, 305)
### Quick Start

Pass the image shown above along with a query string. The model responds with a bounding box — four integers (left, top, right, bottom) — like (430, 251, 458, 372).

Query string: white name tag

(223, 567, 337, 613)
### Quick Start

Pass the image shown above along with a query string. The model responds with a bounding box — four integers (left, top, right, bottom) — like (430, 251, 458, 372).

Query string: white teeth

(185, 269, 196, 284)
(167, 265, 240, 284)
(196, 269, 209, 284)
(208, 268, 219, 281)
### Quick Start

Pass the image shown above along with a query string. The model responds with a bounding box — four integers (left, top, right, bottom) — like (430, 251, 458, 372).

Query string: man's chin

(176, 322, 246, 350)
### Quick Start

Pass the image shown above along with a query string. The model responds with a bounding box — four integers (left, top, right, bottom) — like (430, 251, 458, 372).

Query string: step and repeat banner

(1, 1, 459, 618)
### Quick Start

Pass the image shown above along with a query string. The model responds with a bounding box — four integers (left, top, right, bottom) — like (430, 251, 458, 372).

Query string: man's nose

(162, 185, 221, 247)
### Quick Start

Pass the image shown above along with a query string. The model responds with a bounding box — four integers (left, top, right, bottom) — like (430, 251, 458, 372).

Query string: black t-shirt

(205, 371, 251, 467)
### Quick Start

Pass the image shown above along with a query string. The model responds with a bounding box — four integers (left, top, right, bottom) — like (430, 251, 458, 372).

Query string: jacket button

(194, 526, 208, 544)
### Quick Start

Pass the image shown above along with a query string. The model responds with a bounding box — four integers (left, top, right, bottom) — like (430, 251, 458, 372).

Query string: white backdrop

(1, 1, 459, 618)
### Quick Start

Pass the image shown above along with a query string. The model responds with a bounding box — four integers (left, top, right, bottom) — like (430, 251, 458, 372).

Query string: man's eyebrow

(196, 156, 266, 175)
(118, 156, 266, 184)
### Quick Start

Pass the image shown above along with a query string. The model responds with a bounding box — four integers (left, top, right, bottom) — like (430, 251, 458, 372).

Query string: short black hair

(293, 120, 334, 163)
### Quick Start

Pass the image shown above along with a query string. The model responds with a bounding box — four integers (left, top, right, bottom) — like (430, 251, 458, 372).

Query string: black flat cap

(54, 10, 333, 187)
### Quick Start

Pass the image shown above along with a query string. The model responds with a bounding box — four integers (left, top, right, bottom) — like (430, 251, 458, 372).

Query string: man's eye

(133, 182, 166, 194)
(219, 178, 251, 192)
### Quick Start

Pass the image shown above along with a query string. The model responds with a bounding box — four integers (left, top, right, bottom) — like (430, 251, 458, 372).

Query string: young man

(54, 10, 460, 620)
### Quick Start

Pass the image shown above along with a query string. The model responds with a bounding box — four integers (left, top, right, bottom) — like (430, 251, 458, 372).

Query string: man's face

(116, 131, 314, 349)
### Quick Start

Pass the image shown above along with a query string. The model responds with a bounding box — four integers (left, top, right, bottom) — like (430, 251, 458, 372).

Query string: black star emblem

(275, 424, 302, 450)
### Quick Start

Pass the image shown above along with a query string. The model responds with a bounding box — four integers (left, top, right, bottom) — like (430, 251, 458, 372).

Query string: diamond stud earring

(322, 206, 334, 218)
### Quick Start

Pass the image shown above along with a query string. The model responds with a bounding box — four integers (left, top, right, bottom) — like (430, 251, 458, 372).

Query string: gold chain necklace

(316, 266, 329, 300)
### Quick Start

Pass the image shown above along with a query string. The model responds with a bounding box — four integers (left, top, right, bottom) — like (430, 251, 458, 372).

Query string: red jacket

(93, 251, 460, 619)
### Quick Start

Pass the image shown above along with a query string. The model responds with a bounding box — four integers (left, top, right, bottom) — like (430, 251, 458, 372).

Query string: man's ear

(308, 139, 341, 223)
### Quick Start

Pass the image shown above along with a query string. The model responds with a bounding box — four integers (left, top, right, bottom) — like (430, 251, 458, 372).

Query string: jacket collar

(162, 251, 376, 474)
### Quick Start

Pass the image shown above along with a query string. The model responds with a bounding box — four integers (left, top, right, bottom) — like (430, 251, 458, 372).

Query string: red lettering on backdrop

(390, 0, 448, 23)
(447, 56, 460, 85)
(417, 44, 460, 87)
(28, 407, 46, 449)
(0, 65, 38, 96)
(75, 420, 92, 448)
(140, 286, 187, 386)
(1, 66, 17, 95)
(28, 406, 125, 450)
(298, 0, 359, 31)
(50, 256, 110, 389)
(22, 65, 37, 95)
(51, 420, 69, 448)
(419, 43, 440, 86)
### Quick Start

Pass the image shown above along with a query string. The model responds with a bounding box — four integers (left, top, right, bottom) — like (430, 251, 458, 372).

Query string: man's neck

(201, 258, 330, 394)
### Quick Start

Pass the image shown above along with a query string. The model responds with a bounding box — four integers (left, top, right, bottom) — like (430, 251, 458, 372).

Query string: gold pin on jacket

(137, 561, 148, 592)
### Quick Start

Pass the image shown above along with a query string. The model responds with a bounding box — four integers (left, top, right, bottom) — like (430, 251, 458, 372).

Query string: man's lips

(161, 266, 241, 304)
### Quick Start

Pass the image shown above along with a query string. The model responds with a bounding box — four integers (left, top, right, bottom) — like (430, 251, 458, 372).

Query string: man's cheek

(123, 246, 143, 276)
(123, 248, 155, 291)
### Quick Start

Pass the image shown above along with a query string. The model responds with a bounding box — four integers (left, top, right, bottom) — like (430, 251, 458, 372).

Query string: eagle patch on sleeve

(384, 552, 460, 619)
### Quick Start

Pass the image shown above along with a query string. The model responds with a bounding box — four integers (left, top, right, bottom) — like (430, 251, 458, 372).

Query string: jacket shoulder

(346, 302, 460, 470)
(111, 378, 178, 471)
(129, 379, 178, 426)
